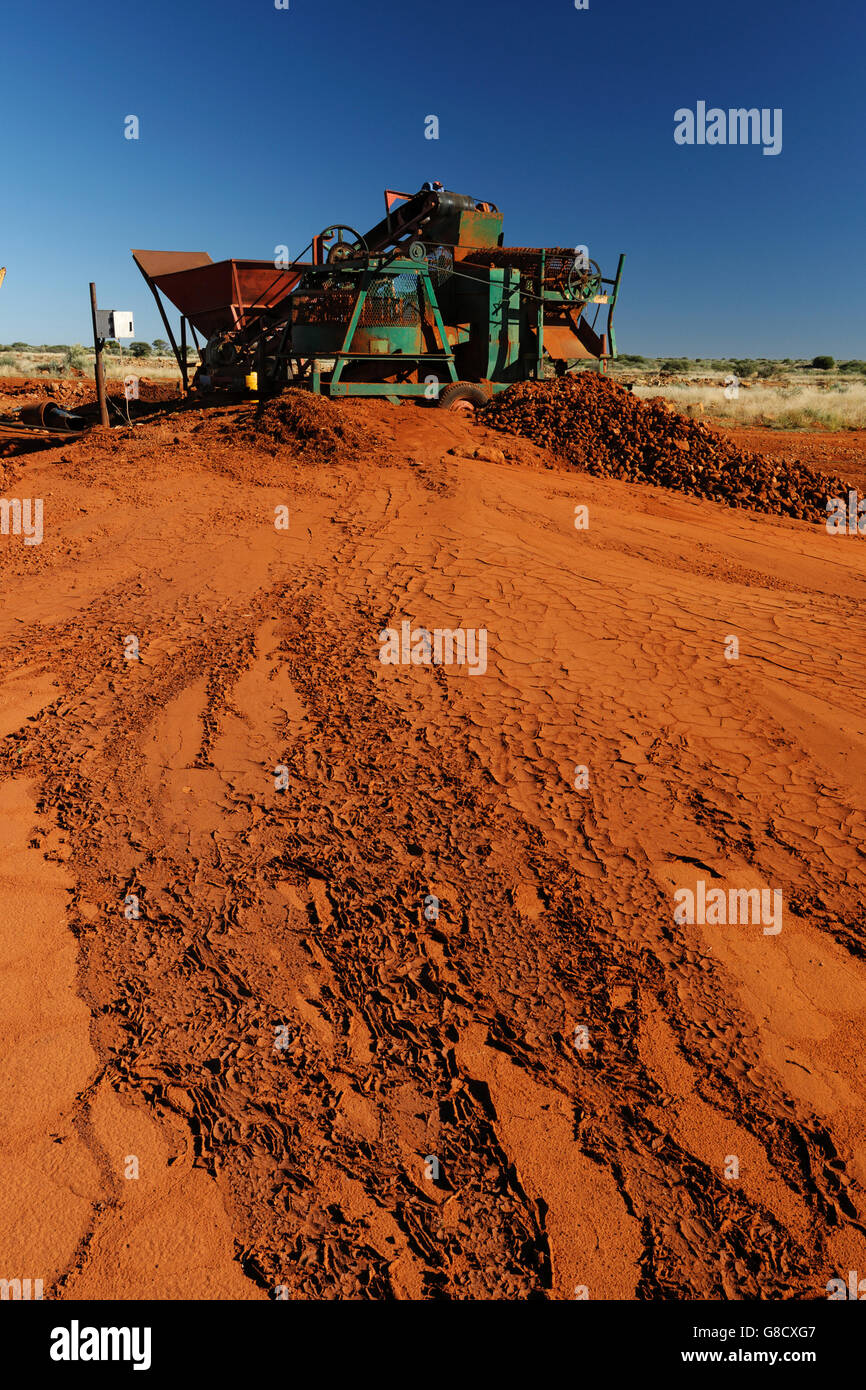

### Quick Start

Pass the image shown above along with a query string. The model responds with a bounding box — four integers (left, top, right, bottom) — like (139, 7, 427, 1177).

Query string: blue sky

(0, 0, 862, 356)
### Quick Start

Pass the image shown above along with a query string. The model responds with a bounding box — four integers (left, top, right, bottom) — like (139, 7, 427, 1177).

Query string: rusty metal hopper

(132, 250, 303, 338)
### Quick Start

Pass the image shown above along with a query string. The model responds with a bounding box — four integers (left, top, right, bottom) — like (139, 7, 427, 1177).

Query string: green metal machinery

(266, 186, 624, 408)
(137, 185, 625, 410)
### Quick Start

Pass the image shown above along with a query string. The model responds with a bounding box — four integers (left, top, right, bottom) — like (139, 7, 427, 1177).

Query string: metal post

(140, 272, 186, 387)
(537, 250, 546, 379)
(180, 316, 189, 393)
(89, 282, 110, 428)
(606, 254, 625, 362)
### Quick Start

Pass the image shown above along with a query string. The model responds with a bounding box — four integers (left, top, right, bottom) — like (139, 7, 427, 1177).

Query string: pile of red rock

(483, 374, 849, 522)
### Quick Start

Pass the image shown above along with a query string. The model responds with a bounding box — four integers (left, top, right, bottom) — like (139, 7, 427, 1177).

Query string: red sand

(1, 392, 865, 1299)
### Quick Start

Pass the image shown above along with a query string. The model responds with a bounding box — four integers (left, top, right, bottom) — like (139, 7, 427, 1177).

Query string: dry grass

(0, 351, 185, 382)
(632, 382, 866, 431)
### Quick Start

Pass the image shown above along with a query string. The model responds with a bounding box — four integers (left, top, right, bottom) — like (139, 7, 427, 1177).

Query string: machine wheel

(438, 382, 489, 415)
(322, 225, 369, 267)
(407, 239, 427, 263)
(567, 256, 603, 302)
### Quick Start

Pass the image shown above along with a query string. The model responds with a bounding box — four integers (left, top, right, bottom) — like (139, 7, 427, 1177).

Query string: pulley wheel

(322, 225, 369, 267)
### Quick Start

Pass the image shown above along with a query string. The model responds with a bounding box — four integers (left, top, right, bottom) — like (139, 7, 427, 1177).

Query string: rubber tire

(438, 382, 489, 414)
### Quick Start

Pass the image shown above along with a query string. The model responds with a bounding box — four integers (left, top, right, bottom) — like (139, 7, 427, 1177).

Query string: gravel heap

(251, 389, 375, 458)
(483, 374, 851, 521)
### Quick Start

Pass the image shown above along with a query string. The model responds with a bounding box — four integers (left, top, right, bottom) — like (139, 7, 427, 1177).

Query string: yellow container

(245, 371, 258, 392)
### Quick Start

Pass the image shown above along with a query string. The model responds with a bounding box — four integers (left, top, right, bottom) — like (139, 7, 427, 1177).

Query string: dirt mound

(483, 374, 853, 521)
(250, 388, 376, 459)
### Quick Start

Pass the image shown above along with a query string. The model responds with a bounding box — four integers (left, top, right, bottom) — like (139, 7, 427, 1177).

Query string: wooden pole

(89, 282, 110, 428)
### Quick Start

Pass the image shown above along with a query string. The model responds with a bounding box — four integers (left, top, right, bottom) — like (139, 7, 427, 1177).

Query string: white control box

(109, 311, 134, 340)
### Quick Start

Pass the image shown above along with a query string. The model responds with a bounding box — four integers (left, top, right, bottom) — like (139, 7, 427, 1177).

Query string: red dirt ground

(1, 387, 865, 1300)
(720, 423, 866, 492)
